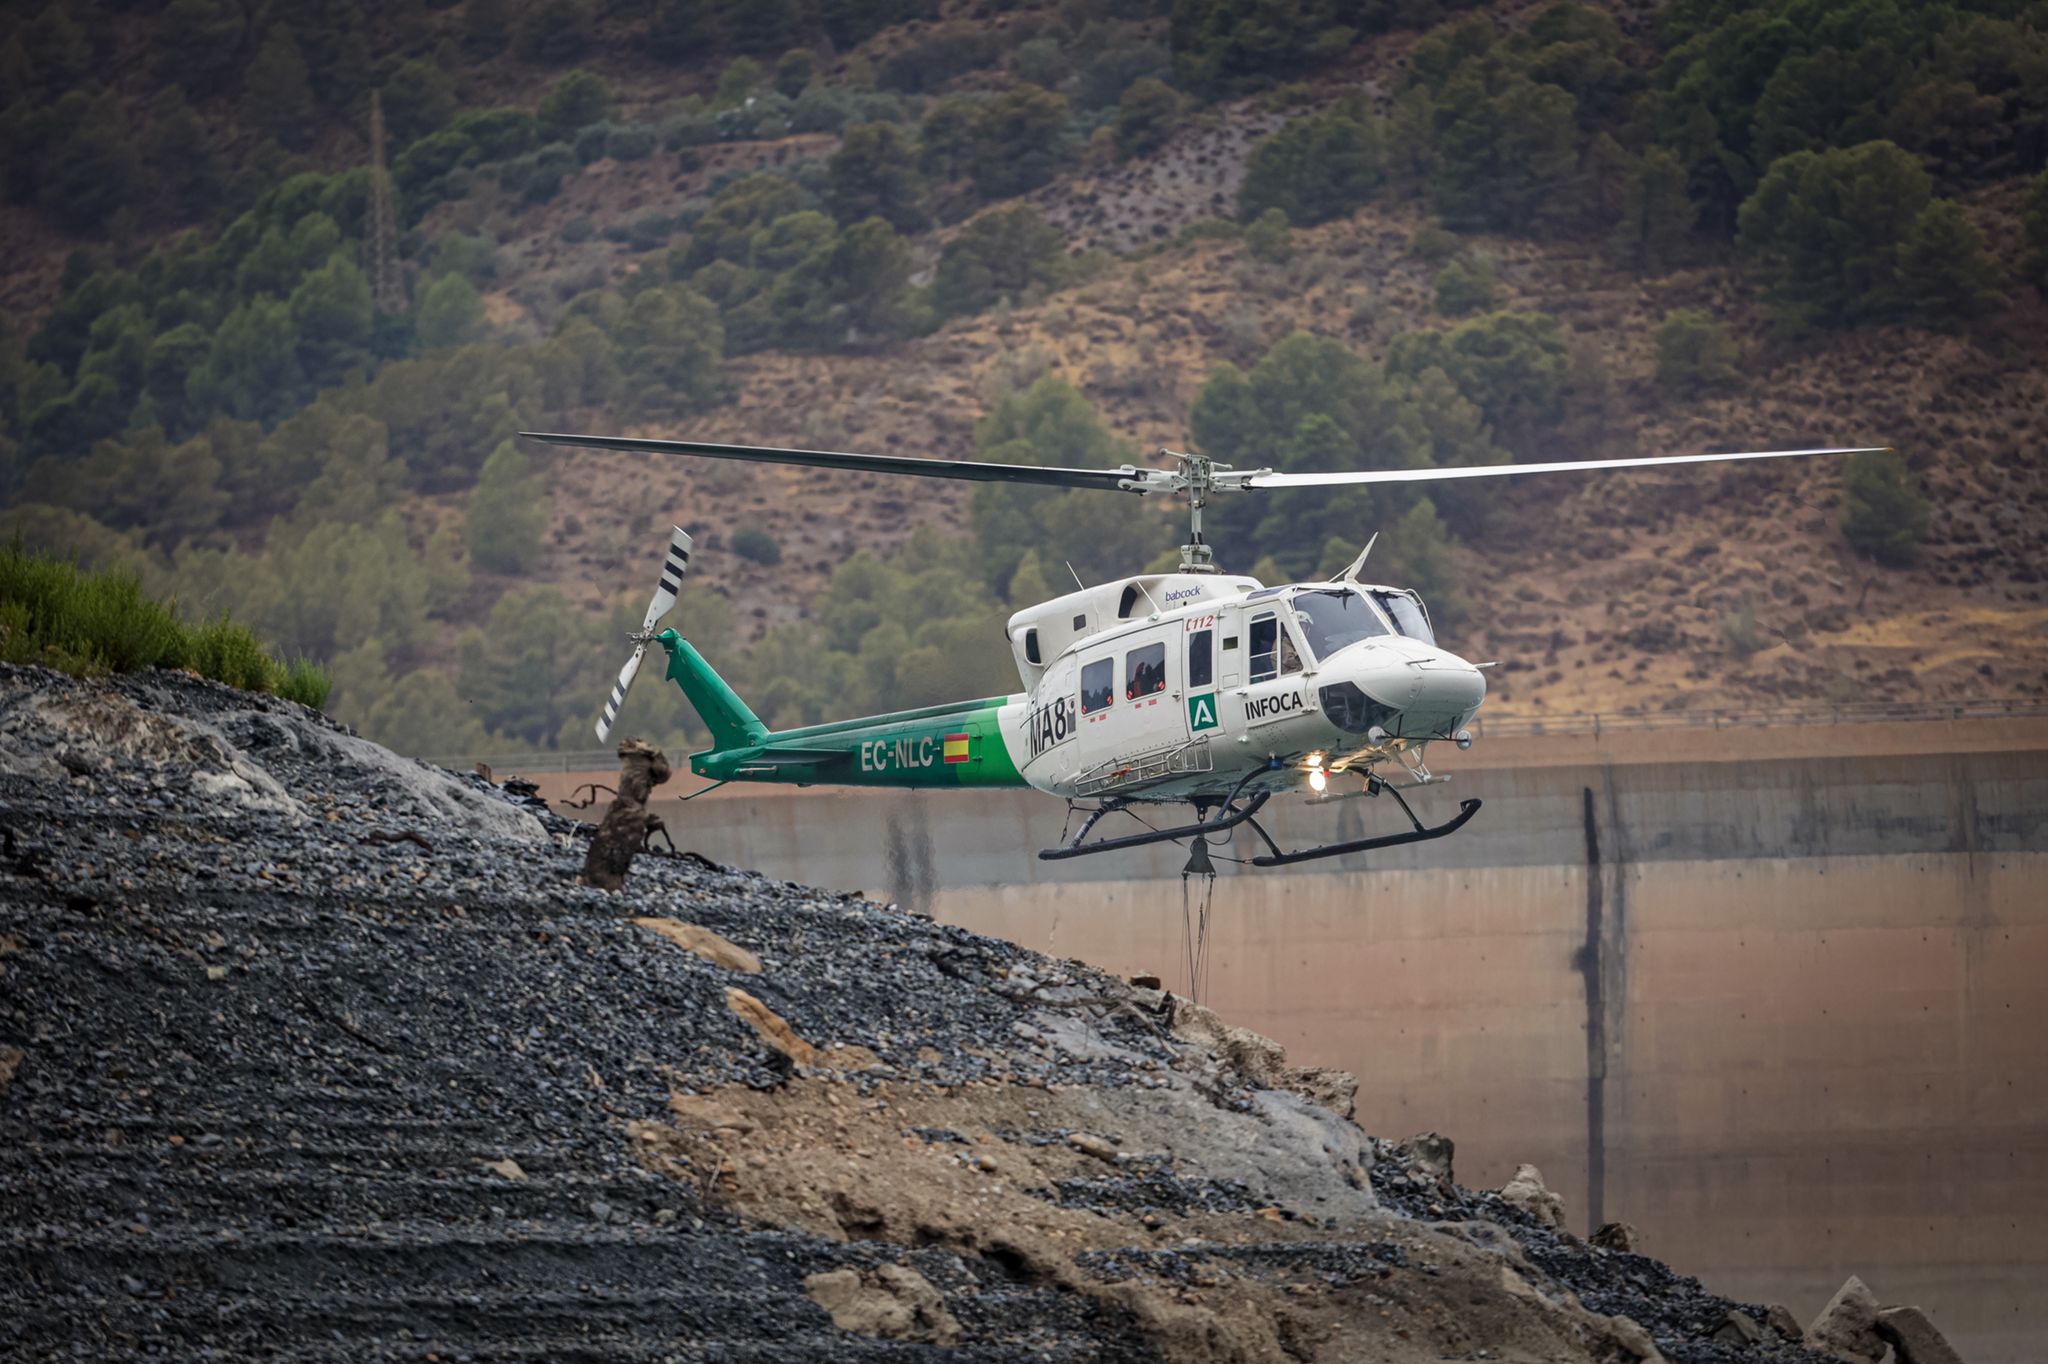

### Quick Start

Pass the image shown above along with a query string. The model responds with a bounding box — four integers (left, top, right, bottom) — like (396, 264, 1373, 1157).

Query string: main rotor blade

(522, 431, 1143, 492)
(1238, 446, 1888, 489)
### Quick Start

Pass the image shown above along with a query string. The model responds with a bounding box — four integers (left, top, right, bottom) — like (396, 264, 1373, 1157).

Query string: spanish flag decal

(942, 732, 971, 764)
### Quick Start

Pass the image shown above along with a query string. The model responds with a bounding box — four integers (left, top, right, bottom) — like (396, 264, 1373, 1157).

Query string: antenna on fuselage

(1338, 533, 1379, 584)
(1065, 561, 1085, 590)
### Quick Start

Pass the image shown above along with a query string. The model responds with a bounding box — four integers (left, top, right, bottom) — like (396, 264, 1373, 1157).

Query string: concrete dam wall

(542, 723, 2048, 1361)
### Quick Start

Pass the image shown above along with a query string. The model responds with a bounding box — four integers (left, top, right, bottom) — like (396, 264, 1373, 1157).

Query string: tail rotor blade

(644, 527, 693, 631)
(595, 643, 647, 744)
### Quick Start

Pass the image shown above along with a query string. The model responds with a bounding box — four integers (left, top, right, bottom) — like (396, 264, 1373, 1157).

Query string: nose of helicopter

(1317, 641, 1486, 739)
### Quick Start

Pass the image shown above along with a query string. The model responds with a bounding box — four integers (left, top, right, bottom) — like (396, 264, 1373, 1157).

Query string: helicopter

(523, 432, 1882, 867)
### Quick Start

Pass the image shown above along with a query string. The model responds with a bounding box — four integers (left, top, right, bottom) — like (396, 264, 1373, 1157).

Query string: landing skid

(1039, 767, 1271, 861)
(1038, 766, 1481, 867)
(1243, 780, 1482, 866)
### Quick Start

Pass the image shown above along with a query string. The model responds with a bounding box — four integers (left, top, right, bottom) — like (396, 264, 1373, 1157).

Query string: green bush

(1113, 77, 1182, 160)
(1407, 223, 1460, 262)
(932, 206, 1068, 319)
(0, 542, 328, 706)
(1433, 258, 1495, 317)
(730, 527, 782, 565)
(1840, 448, 1930, 567)
(2025, 169, 2048, 288)
(540, 70, 612, 143)
(1653, 309, 1740, 398)
(606, 124, 657, 161)
(1238, 92, 1384, 225)
(1243, 207, 1293, 263)
(277, 657, 333, 709)
(186, 614, 273, 691)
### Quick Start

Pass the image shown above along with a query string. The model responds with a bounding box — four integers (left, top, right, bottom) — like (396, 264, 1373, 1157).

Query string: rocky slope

(0, 665, 1867, 1360)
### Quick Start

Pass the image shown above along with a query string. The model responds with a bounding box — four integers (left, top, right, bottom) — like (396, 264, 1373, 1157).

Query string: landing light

(1308, 768, 1328, 794)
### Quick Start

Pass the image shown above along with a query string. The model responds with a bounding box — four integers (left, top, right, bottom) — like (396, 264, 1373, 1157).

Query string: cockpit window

(1290, 588, 1391, 662)
(1249, 613, 1302, 683)
(1370, 590, 1435, 645)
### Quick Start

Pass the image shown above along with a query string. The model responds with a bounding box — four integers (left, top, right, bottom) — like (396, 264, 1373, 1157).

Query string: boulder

(805, 1264, 961, 1345)
(1395, 1131, 1454, 1184)
(1498, 1163, 1567, 1229)
(1067, 1132, 1120, 1162)
(1605, 1313, 1667, 1363)
(1712, 1311, 1762, 1347)
(1764, 1304, 1804, 1339)
(1806, 1275, 1885, 1364)
(1590, 1221, 1640, 1252)
(1876, 1306, 1965, 1364)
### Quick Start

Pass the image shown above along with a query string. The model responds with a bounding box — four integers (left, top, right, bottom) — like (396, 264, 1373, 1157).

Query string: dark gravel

(0, 667, 1159, 1361)
(0, 666, 1844, 1363)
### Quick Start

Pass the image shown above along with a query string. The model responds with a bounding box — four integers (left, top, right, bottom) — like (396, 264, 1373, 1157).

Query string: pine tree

(463, 0, 511, 57)
(615, 285, 724, 415)
(1609, 147, 1695, 271)
(467, 440, 548, 573)
(140, 88, 225, 220)
(414, 274, 488, 349)
(1840, 449, 1930, 567)
(1894, 199, 2005, 330)
(243, 26, 318, 151)
(2024, 169, 2048, 288)
(457, 585, 595, 746)
(159, 0, 247, 89)
(514, 0, 593, 64)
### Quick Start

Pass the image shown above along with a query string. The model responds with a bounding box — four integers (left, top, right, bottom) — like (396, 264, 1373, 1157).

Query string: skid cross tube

(1039, 766, 1273, 861)
(1245, 782, 1483, 867)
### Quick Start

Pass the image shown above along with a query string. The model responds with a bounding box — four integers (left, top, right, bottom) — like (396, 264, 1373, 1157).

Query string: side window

(1188, 629, 1213, 689)
(1125, 642, 1166, 699)
(1249, 614, 1277, 683)
(1080, 658, 1113, 714)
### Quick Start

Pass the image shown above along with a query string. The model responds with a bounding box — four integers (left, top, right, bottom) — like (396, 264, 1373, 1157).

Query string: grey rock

(1395, 1131, 1454, 1183)
(1712, 1310, 1761, 1346)
(1876, 1305, 1966, 1364)
(1498, 1163, 1567, 1230)
(1590, 1221, 1640, 1252)
(1807, 1274, 1886, 1364)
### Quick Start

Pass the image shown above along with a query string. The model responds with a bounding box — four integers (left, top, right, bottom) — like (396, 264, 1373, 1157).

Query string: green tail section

(653, 629, 1025, 790)
(657, 629, 767, 750)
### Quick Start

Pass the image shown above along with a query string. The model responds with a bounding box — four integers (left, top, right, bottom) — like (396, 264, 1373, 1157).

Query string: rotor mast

(1158, 448, 1221, 573)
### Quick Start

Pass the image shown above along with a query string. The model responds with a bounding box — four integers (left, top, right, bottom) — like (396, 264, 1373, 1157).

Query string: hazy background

(3, 0, 2045, 761)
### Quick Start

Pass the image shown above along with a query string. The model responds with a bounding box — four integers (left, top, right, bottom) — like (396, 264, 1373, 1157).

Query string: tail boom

(684, 685, 1028, 790)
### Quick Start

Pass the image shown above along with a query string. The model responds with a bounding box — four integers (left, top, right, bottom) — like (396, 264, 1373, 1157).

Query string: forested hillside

(4, 0, 2046, 757)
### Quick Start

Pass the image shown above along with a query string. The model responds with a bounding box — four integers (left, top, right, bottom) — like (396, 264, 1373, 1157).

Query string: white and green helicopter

(525, 432, 1880, 867)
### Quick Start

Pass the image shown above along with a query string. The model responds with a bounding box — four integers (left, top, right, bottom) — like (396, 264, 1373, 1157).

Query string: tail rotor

(595, 527, 693, 743)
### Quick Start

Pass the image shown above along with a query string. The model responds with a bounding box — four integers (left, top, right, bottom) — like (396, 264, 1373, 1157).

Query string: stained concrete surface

(541, 724, 2048, 1362)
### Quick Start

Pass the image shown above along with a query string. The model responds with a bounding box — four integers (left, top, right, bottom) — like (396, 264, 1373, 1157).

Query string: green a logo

(1187, 693, 1219, 732)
